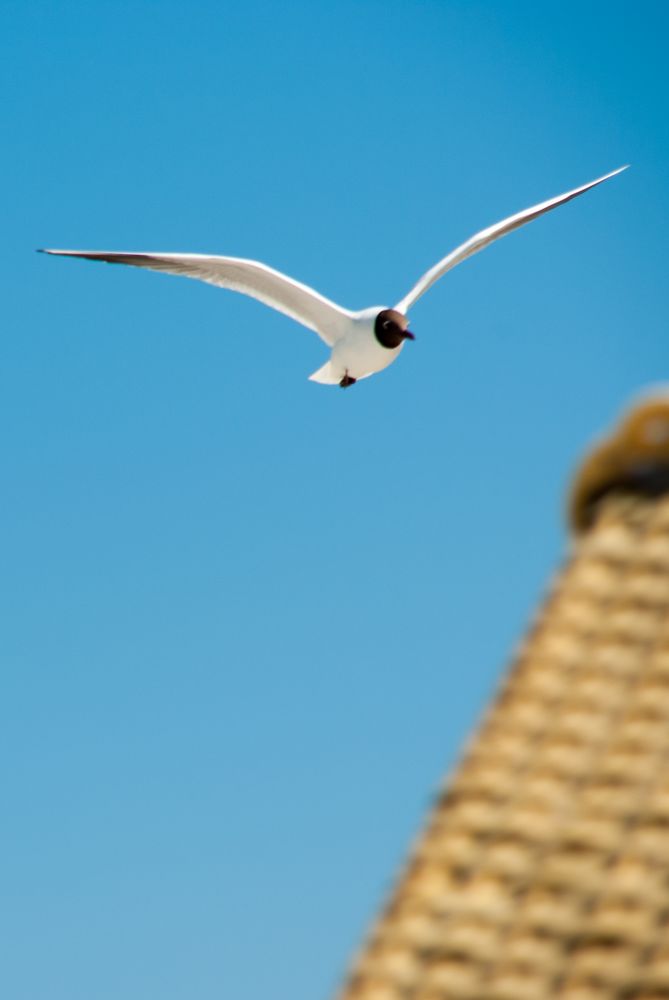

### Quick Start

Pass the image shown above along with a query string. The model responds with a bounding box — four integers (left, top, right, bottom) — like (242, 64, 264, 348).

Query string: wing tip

(596, 164, 630, 185)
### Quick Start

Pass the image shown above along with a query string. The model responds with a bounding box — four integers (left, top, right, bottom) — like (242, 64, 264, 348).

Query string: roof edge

(569, 388, 669, 532)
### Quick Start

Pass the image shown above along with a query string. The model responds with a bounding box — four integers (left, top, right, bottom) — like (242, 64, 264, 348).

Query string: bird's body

(311, 307, 406, 386)
(41, 166, 627, 388)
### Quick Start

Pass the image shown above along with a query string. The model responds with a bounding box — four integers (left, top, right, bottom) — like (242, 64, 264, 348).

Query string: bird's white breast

(330, 307, 404, 381)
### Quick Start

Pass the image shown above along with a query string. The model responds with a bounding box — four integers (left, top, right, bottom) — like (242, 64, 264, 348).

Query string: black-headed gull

(41, 166, 626, 388)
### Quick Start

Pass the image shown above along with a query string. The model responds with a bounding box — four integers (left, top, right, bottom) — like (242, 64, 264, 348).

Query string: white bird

(40, 166, 627, 389)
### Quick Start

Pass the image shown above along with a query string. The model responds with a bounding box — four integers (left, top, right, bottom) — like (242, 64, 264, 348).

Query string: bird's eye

(383, 320, 392, 330)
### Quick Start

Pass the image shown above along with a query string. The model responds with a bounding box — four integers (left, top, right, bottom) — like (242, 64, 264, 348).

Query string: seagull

(40, 166, 627, 389)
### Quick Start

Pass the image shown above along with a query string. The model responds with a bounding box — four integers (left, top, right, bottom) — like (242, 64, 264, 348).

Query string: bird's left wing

(39, 250, 353, 346)
(394, 166, 628, 314)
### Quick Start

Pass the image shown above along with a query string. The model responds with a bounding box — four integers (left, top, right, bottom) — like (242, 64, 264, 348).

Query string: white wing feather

(40, 250, 353, 346)
(395, 166, 628, 314)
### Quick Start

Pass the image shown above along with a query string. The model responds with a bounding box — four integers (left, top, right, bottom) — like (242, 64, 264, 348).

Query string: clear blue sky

(2, 2, 667, 998)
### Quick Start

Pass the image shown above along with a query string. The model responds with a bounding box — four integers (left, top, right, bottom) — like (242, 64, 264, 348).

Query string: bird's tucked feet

(339, 374, 357, 388)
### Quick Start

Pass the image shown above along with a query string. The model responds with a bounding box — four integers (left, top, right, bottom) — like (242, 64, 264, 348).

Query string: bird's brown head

(374, 309, 415, 349)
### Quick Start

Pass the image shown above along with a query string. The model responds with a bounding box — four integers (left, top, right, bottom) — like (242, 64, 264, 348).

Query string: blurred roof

(337, 393, 669, 1000)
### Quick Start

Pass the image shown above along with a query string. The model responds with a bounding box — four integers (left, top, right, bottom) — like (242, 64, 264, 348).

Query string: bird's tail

(308, 359, 340, 385)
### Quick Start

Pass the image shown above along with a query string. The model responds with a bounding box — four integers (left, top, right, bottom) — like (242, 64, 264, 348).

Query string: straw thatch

(337, 395, 669, 1000)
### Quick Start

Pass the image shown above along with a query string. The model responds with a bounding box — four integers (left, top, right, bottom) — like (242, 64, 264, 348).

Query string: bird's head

(374, 309, 415, 349)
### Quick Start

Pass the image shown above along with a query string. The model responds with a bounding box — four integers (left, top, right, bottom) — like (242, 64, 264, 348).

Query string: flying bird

(40, 166, 627, 389)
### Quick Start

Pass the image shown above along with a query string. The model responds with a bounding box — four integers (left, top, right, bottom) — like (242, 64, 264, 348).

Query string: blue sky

(2, 2, 667, 998)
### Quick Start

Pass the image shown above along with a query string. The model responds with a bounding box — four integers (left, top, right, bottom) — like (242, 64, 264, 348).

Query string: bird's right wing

(40, 250, 354, 346)
(394, 166, 628, 314)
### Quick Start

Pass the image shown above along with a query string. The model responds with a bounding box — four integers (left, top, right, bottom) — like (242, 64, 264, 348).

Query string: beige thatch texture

(337, 396, 669, 1000)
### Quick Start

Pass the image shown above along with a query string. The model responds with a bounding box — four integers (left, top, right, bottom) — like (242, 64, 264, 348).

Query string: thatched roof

(337, 395, 669, 1000)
